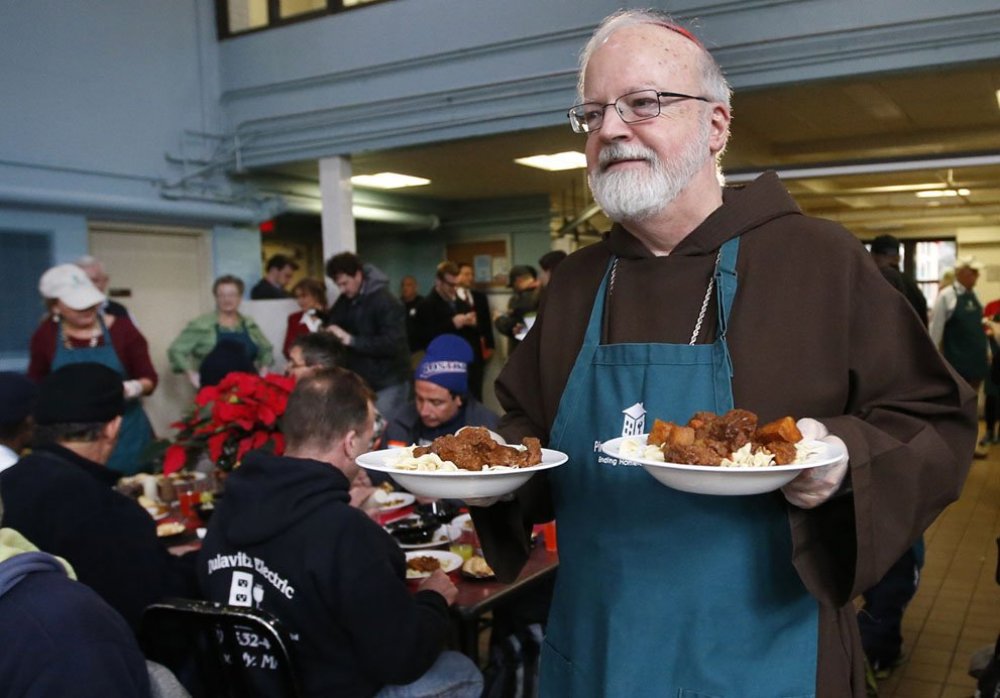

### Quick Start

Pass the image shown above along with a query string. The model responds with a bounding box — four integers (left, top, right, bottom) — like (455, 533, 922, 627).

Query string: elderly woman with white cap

(27, 264, 156, 475)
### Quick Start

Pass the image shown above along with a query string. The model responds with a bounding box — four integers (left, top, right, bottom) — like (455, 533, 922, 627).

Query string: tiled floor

(873, 440, 999, 697)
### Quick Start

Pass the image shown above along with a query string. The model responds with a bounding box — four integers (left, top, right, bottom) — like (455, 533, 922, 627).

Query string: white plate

(367, 491, 415, 514)
(356, 447, 568, 500)
(600, 436, 845, 496)
(405, 550, 463, 579)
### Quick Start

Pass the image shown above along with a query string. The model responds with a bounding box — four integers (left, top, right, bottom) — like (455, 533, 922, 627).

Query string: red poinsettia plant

(161, 372, 296, 475)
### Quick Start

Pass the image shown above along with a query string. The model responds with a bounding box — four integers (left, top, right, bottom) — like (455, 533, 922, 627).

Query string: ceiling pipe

(725, 152, 1000, 183)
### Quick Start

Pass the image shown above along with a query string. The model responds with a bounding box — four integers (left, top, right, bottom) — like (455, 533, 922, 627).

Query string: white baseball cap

(955, 255, 984, 272)
(38, 264, 106, 310)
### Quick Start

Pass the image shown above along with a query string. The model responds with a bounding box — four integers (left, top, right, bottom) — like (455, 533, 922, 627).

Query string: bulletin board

(446, 239, 509, 289)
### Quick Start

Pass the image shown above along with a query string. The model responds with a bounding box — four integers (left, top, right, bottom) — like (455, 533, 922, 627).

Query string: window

(912, 239, 956, 307)
(0, 232, 51, 367)
(218, 0, 393, 38)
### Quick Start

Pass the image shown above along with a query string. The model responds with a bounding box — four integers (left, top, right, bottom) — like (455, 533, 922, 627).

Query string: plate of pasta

(355, 427, 568, 499)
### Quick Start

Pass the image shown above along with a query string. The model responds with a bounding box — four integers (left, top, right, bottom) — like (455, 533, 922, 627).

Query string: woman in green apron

(29, 264, 156, 475)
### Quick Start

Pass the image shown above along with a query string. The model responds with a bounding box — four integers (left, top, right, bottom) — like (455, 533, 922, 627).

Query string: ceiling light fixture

(351, 172, 430, 189)
(515, 151, 587, 171)
(914, 188, 970, 198)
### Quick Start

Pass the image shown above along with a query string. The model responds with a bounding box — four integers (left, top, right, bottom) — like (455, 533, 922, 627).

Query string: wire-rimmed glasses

(567, 89, 710, 134)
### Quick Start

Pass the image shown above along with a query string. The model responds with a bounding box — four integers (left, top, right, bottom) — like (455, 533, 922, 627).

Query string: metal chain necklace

(607, 248, 723, 345)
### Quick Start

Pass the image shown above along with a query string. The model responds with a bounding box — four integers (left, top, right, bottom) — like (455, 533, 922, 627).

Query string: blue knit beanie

(415, 334, 473, 395)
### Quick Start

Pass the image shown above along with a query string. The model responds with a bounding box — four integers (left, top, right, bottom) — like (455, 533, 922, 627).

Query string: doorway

(89, 223, 213, 438)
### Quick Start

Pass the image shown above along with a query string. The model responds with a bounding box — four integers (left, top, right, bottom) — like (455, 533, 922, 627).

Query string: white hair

(576, 8, 732, 110)
(75, 255, 104, 273)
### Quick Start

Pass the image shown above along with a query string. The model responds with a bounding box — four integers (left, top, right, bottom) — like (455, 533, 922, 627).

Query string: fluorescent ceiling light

(351, 172, 430, 189)
(915, 188, 970, 198)
(515, 151, 587, 171)
(861, 183, 947, 193)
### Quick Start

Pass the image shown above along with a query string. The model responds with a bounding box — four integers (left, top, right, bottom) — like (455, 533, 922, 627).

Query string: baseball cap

(38, 264, 106, 310)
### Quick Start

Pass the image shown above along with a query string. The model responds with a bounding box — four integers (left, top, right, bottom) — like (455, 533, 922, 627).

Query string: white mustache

(597, 143, 657, 171)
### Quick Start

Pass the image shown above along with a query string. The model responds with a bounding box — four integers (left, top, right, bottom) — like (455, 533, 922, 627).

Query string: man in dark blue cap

(0, 362, 198, 631)
(0, 372, 37, 473)
(384, 334, 499, 448)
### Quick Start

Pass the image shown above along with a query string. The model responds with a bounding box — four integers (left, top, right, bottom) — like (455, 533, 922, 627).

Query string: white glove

(123, 379, 144, 400)
(186, 370, 201, 389)
(780, 418, 850, 509)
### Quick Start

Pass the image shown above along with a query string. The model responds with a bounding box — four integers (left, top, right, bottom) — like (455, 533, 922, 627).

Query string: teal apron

(542, 238, 818, 697)
(215, 321, 259, 365)
(52, 317, 153, 475)
(942, 287, 987, 383)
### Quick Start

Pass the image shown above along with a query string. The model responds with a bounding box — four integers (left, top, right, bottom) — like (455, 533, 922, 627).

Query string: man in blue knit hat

(384, 334, 499, 447)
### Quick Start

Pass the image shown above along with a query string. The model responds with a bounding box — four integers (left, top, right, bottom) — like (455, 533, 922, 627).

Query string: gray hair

(75, 255, 104, 273)
(576, 9, 731, 110)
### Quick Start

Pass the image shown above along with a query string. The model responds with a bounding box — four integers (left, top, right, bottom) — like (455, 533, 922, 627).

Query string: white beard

(589, 120, 711, 223)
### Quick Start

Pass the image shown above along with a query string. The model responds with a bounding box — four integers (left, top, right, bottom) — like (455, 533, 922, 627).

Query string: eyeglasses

(567, 89, 710, 134)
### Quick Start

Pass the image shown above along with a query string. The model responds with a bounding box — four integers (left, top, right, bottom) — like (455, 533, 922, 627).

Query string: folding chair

(139, 598, 301, 698)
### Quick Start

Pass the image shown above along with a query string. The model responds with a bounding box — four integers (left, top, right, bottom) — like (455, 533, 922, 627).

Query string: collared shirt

(929, 282, 974, 347)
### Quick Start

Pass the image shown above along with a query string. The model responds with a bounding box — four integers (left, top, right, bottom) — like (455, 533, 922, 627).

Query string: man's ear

(342, 428, 359, 458)
(707, 102, 731, 155)
(104, 415, 123, 442)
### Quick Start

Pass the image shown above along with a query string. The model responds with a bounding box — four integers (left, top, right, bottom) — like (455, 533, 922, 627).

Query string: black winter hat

(34, 363, 124, 425)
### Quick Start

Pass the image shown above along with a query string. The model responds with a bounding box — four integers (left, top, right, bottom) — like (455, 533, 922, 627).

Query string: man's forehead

(584, 24, 702, 93)
(415, 379, 451, 398)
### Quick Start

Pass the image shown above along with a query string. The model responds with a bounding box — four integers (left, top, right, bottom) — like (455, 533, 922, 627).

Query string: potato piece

(755, 416, 802, 444)
(664, 425, 695, 447)
(648, 419, 673, 446)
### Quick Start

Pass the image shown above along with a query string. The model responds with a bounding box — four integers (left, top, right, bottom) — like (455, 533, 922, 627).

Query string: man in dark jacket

(0, 362, 198, 631)
(325, 252, 412, 419)
(456, 262, 495, 399)
(413, 261, 485, 398)
(198, 368, 482, 698)
(493, 265, 541, 351)
(250, 254, 298, 299)
(0, 499, 152, 697)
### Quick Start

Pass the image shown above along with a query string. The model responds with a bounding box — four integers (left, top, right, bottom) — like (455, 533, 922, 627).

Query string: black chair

(139, 598, 301, 698)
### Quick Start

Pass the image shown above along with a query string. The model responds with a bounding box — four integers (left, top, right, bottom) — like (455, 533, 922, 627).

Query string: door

(89, 224, 213, 438)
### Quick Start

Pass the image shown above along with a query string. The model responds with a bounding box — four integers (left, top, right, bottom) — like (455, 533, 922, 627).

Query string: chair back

(140, 598, 301, 698)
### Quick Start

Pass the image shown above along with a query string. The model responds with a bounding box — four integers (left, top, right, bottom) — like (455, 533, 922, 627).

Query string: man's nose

(597, 106, 633, 140)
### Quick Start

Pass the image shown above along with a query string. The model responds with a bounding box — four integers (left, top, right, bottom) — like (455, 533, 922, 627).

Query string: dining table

(449, 542, 558, 665)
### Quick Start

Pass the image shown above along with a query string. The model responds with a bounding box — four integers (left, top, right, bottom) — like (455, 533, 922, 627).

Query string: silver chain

(607, 249, 721, 345)
(689, 248, 723, 345)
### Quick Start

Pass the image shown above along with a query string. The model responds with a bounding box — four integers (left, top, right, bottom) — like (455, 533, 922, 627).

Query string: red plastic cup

(541, 521, 557, 552)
